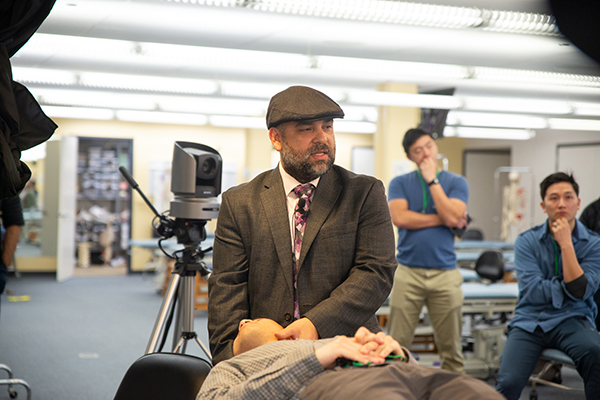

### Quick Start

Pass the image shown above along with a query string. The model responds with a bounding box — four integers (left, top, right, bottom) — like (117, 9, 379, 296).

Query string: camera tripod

(118, 166, 214, 363)
(145, 242, 212, 361)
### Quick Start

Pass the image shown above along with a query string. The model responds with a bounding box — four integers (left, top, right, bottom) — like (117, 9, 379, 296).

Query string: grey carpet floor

(0, 273, 210, 400)
(0, 273, 586, 400)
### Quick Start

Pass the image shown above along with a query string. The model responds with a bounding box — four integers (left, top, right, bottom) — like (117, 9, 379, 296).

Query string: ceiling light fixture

(446, 111, 548, 129)
(158, 97, 266, 116)
(12, 67, 76, 86)
(346, 90, 462, 109)
(41, 105, 115, 120)
(461, 96, 573, 115)
(444, 126, 536, 140)
(168, 0, 560, 36)
(33, 88, 158, 111)
(80, 72, 218, 95)
(572, 103, 600, 117)
(167, 0, 559, 36)
(16, 34, 600, 92)
(334, 120, 377, 134)
(547, 118, 600, 131)
(208, 115, 266, 129)
(473, 67, 600, 88)
(116, 110, 209, 125)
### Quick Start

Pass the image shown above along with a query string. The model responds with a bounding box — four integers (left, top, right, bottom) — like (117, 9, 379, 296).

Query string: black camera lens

(202, 158, 215, 174)
(197, 156, 217, 178)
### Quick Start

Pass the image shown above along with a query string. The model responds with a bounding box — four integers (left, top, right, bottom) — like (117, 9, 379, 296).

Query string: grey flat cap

(266, 86, 345, 128)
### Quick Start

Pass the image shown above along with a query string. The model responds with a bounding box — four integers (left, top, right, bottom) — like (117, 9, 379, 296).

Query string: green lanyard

(552, 240, 560, 276)
(416, 170, 440, 214)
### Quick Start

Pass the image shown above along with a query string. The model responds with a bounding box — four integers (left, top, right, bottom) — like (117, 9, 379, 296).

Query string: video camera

(119, 141, 222, 358)
(120, 141, 222, 274)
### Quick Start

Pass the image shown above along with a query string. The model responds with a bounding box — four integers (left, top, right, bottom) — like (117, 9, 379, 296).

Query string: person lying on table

(198, 318, 504, 400)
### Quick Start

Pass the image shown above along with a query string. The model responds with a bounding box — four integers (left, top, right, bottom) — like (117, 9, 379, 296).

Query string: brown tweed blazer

(208, 165, 397, 364)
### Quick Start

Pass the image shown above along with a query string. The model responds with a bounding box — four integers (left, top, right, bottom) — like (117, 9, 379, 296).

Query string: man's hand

(550, 217, 572, 248)
(418, 156, 438, 183)
(447, 213, 469, 229)
(315, 327, 406, 370)
(275, 318, 318, 341)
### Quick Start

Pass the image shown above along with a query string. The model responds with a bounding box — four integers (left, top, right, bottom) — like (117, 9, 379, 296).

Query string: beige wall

(437, 136, 466, 175)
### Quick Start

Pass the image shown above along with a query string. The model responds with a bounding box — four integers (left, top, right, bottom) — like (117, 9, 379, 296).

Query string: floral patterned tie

(292, 183, 315, 320)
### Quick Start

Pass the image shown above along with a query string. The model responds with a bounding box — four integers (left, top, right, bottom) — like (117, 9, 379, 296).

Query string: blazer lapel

(261, 168, 295, 295)
(298, 167, 341, 268)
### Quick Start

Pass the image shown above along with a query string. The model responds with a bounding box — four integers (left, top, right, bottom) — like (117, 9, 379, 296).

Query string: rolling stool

(528, 349, 584, 400)
(0, 364, 31, 399)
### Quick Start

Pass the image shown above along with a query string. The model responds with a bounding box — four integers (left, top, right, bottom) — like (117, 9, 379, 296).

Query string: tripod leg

(194, 336, 212, 362)
(145, 273, 181, 354)
(172, 275, 195, 351)
(173, 336, 187, 354)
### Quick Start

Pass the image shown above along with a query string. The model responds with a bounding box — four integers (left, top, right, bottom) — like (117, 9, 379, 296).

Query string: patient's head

(233, 318, 283, 355)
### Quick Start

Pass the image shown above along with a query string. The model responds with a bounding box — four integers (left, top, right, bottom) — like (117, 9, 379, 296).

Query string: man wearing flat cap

(208, 86, 397, 364)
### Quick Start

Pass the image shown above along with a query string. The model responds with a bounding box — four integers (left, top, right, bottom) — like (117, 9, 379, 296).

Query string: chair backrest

(475, 250, 505, 283)
(462, 228, 484, 241)
(114, 353, 212, 400)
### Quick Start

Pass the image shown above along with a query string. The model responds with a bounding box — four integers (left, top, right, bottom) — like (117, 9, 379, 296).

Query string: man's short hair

(402, 128, 434, 155)
(539, 172, 579, 200)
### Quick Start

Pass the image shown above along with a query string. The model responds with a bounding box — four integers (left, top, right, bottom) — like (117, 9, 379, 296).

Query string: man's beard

(280, 142, 335, 183)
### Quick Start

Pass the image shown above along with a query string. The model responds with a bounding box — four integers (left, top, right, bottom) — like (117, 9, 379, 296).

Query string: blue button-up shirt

(509, 219, 600, 332)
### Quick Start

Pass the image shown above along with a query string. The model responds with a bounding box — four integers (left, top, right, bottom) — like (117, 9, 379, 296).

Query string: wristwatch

(428, 177, 440, 186)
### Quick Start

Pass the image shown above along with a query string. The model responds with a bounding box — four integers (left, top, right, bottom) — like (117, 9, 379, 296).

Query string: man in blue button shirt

(496, 172, 600, 400)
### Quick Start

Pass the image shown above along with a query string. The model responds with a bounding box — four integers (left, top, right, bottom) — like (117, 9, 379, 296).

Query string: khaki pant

(388, 264, 464, 373)
(300, 362, 502, 400)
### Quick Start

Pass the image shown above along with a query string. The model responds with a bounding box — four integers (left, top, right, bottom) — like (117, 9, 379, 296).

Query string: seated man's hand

(353, 327, 406, 360)
(315, 335, 378, 370)
(315, 327, 406, 370)
(275, 317, 318, 341)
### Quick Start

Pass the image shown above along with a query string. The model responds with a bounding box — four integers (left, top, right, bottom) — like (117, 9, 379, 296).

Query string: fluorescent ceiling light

(19, 34, 310, 76)
(19, 34, 600, 91)
(80, 72, 218, 95)
(341, 105, 378, 123)
(444, 126, 536, 140)
(548, 118, 600, 131)
(209, 115, 265, 129)
(473, 67, 600, 89)
(446, 111, 548, 129)
(220, 82, 291, 99)
(41, 105, 115, 120)
(335, 121, 377, 134)
(12, 67, 76, 86)
(319, 56, 469, 82)
(116, 110, 208, 125)
(346, 90, 462, 109)
(462, 97, 573, 115)
(180, 0, 558, 35)
(32, 88, 157, 110)
(159, 97, 266, 116)
(573, 103, 600, 117)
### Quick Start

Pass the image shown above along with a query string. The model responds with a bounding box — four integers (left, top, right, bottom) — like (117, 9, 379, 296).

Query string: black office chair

(475, 250, 505, 283)
(113, 353, 212, 400)
(462, 228, 484, 241)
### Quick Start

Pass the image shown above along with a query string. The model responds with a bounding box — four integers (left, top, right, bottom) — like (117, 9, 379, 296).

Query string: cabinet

(75, 138, 133, 270)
